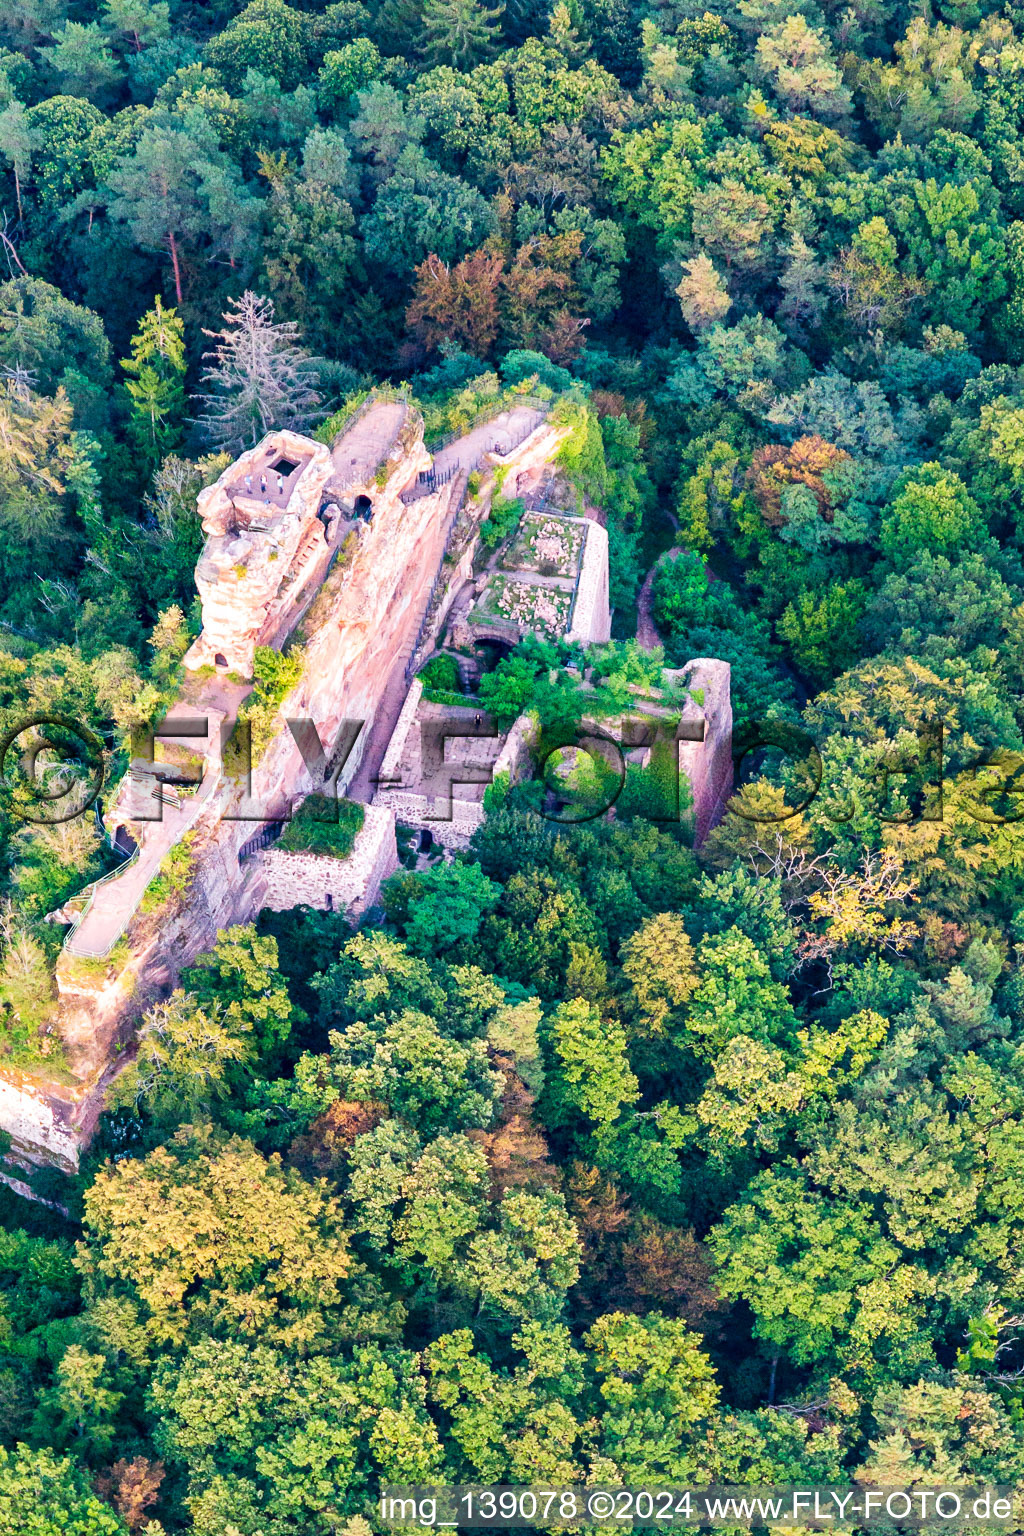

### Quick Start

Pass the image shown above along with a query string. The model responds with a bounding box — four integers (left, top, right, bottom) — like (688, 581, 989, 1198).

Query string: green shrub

(277, 794, 365, 859)
(238, 645, 306, 763)
(140, 829, 200, 915)
(480, 495, 524, 549)
(418, 654, 461, 698)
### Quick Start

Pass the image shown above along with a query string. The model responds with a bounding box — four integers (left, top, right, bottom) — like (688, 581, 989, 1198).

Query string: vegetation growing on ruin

(138, 828, 201, 916)
(276, 793, 365, 859)
(236, 643, 307, 762)
(7, 0, 1024, 1527)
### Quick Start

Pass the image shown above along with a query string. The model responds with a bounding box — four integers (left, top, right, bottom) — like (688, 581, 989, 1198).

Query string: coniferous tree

(198, 291, 321, 451)
(120, 294, 185, 463)
(419, 0, 505, 69)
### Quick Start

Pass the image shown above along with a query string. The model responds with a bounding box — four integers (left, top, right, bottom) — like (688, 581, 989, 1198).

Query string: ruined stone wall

(375, 709, 534, 851)
(674, 659, 733, 845)
(251, 804, 399, 917)
(367, 790, 484, 852)
(568, 521, 611, 645)
(377, 678, 424, 787)
(407, 417, 573, 669)
(185, 431, 337, 675)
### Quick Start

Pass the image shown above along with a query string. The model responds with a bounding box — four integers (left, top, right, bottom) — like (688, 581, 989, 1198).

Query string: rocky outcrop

(5, 393, 731, 1181)
(1, 403, 443, 1172)
(184, 430, 338, 676)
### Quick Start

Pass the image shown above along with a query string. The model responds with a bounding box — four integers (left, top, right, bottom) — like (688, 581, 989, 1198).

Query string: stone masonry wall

(675, 658, 733, 845)
(375, 710, 534, 850)
(567, 521, 612, 645)
(251, 803, 399, 917)
(370, 791, 484, 852)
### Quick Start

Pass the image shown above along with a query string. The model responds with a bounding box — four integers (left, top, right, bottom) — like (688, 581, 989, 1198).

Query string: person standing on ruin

(277, 472, 284, 497)
(244, 472, 252, 495)
(260, 473, 267, 498)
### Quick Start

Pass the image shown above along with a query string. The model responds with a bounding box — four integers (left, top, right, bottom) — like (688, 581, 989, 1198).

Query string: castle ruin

(4, 390, 733, 1184)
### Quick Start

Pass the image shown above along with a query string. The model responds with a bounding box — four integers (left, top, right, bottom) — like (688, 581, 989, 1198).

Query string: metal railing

(239, 820, 285, 864)
(424, 393, 548, 454)
(62, 767, 217, 959)
(400, 405, 550, 509)
(400, 462, 459, 504)
(316, 384, 412, 451)
(321, 387, 414, 493)
(60, 841, 141, 958)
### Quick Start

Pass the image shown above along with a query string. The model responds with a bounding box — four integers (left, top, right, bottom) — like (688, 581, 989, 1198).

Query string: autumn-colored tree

(500, 230, 586, 359)
(94, 1458, 165, 1532)
(286, 1098, 389, 1179)
(675, 253, 731, 332)
(405, 247, 503, 357)
(747, 435, 852, 529)
(618, 1215, 721, 1328)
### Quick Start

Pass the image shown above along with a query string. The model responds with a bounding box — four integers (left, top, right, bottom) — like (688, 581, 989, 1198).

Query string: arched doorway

(354, 494, 372, 520)
(474, 637, 513, 673)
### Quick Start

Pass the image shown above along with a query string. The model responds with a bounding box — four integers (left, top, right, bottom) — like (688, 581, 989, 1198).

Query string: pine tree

(419, 0, 505, 70)
(675, 253, 731, 333)
(775, 232, 828, 342)
(0, 102, 37, 224)
(198, 291, 321, 452)
(121, 294, 186, 463)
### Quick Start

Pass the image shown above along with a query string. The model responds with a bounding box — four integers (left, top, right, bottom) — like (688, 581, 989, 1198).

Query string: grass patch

(60, 938, 132, 984)
(276, 795, 365, 859)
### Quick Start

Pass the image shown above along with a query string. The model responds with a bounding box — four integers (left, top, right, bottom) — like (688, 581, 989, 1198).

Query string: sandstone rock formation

(1, 396, 567, 1176)
(0, 391, 733, 1186)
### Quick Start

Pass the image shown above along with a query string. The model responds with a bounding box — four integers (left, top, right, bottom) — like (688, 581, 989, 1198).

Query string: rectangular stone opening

(273, 457, 300, 477)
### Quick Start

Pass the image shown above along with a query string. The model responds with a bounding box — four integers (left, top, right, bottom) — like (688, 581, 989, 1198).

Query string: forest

(4, 0, 1024, 1529)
